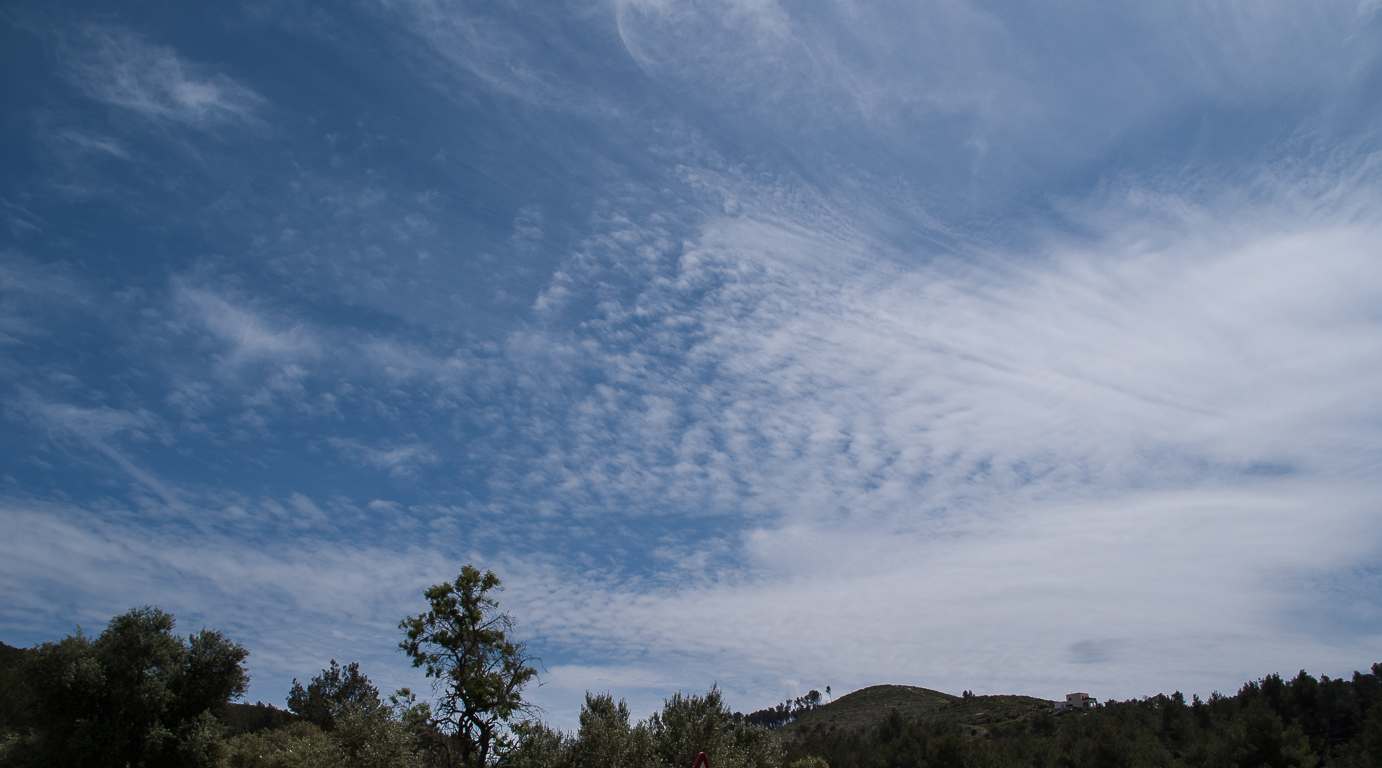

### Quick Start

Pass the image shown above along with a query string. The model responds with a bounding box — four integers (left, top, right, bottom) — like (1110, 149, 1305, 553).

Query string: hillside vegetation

(792, 686, 958, 733)
(780, 686, 1049, 741)
(777, 668, 1382, 768)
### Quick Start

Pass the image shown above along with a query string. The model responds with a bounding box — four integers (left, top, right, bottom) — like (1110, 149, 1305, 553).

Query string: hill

(777, 685, 1051, 739)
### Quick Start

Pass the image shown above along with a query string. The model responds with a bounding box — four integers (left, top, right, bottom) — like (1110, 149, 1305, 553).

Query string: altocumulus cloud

(1, 0, 1381, 732)
(457, 153, 1382, 720)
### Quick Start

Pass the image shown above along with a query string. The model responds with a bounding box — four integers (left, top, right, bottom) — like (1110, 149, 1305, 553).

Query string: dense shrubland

(5, 567, 1382, 768)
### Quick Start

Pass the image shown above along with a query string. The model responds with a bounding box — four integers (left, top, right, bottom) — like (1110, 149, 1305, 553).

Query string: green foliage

(217, 701, 302, 736)
(726, 716, 784, 768)
(646, 686, 783, 768)
(567, 692, 636, 768)
(744, 690, 824, 730)
(522, 686, 783, 768)
(288, 660, 382, 730)
(647, 687, 738, 768)
(227, 689, 431, 768)
(330, 700, 427, 768)
(2, 606, 248, 768)
(225, 721, 347, 768)
(399, 565, 539, 768)
(494, 685, 787, 768)
(507, 719, 568, 768)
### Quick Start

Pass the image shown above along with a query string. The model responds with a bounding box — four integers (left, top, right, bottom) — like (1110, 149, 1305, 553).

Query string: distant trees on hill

(740, 690, 824, 730)
(780, 666, 1382, 768)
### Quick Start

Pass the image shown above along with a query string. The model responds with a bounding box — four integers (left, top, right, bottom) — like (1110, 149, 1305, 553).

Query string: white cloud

(607, 1, 1380, 204)
(378, 0, 590, 110)
(55, 129, 133, 160)
(438, 153, 1382, 721)
(326, 437, 437, 478)
(61, 25, 263, 128)
(0, 251, 89, 343)
(5, 475, 1377, 733)
(5, 393, 184, 509)
(173, 281, 320, 369)
(478, 145, 1382, 526)
(501, 479, 1382, 724)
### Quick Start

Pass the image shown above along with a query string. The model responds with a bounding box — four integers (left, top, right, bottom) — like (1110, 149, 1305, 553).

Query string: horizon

(3, 0, 1382, 733)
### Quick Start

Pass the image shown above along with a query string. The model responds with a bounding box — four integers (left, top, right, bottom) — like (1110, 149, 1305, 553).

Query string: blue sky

(4, 0, 1382, 731)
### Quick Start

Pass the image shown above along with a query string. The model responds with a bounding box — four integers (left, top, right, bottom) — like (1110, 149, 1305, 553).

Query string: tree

(650, 685, 782, 768)
(288, 660, 381, 730)
(6, 605, 247, 768)
(506, 719, 568, 768)
(398, 565, 539, 768)
(1232, 700, 1319, 768)
(567, 692, 634, 768)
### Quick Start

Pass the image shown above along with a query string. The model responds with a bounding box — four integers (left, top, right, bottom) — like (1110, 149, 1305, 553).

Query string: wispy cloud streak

(59, 24, 263, 128)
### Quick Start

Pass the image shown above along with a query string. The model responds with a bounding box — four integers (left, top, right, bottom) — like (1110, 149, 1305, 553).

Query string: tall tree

(398, 565, 538, 768)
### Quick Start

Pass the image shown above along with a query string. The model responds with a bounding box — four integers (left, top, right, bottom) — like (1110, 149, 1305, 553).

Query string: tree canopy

(4, 606, 248, 768)
(399, 565, 539, 768)
(288, 659, 382, 731)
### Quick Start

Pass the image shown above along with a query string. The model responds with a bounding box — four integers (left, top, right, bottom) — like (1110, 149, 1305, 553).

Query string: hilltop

(775, 684, 1052, 740)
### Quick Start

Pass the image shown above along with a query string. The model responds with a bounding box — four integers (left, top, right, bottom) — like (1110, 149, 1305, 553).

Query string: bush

(227, 689, 430, 768)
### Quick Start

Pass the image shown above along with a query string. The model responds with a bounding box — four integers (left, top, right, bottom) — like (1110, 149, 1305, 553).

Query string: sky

(3, 0, 1382, 733)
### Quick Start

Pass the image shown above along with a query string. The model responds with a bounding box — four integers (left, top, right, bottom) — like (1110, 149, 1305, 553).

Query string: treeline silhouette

(8, 601, 1382, 768)
(739, 690, 824, 730)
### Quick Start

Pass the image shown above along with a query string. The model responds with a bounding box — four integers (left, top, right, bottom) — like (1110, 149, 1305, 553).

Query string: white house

(1052, 692, 1097, 711)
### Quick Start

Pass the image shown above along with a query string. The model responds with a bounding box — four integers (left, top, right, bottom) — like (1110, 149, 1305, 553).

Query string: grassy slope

(778, 685, 1052, 739)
